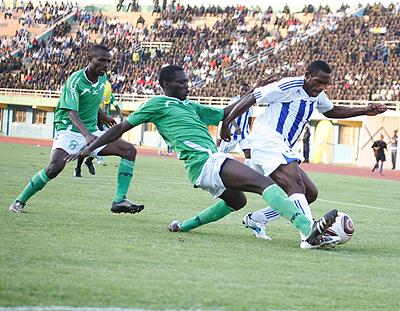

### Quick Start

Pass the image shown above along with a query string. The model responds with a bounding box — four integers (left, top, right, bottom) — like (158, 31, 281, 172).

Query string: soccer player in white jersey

(220, 60, 387, 249)
(219, 83, 254, 168)
(9, 45, 144, 215)
(65, 65, 341, 249)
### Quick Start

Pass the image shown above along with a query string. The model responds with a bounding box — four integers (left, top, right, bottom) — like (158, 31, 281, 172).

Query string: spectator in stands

(17, 0, 25, 12)
(136, 14, 145, 27)
(283, 4, 290, 14)
(4, 7, 13, 19)
(1, 0, 5, 12)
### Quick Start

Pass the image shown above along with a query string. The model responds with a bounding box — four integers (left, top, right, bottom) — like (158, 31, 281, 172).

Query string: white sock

(288, 193, 313, 240)
(250, 206, 281, 223)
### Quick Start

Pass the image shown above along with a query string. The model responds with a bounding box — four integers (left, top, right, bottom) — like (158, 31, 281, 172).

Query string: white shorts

(219, 137, 252, 153)
(51, 129, 107, 156)
(250, 121, 300, 177)
(194, 152, 235, 198)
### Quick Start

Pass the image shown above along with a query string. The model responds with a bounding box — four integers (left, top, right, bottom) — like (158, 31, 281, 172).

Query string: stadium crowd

(0, 2, 400, 102)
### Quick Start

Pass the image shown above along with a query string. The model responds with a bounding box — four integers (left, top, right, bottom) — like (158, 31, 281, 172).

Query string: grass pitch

(0, 142, 399, 311)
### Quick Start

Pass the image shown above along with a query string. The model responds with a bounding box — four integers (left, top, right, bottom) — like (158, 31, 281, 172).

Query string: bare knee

(228, 195, 247, 210)
(220, 189, 247, 211)
(45, 162, 64, 179)
(306, 185, 318, 204)
(121, 144, 137, 161)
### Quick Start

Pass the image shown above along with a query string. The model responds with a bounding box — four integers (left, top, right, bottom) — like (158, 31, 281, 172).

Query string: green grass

(1, 142, 399, 311)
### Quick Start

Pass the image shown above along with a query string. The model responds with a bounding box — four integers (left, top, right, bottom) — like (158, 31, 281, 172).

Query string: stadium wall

(1, 96, 399, 167)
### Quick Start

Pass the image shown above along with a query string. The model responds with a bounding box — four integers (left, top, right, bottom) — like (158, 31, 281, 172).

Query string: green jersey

(54, 68, 107, 133)
(126, 95, 225, 184)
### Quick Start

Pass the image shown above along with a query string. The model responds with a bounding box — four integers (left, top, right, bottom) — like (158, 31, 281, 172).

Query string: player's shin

(16, 169, 51, 204)
(114, 159, 135, 202)
(262, 185, 312, 237)
(179, 200, 234, 232)
(289, 193, 313, 240)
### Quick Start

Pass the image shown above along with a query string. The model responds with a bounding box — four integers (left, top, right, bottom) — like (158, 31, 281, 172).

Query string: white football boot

(242, 213, 271, 240)
(300, 236, 341, 250)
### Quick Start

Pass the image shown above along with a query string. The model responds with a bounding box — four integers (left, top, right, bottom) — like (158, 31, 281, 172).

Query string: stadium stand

(0, 2, 400, 105)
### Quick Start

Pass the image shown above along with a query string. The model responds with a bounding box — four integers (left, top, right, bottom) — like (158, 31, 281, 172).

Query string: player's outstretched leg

(168, 200, 234, 232)
(10, 169, 51, 213)
(111, 158, 144, 214)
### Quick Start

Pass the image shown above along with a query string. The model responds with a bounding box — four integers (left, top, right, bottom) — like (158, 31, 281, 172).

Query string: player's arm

(323, 103, 387, 118)
(103, 103, 110, 115)
(115, 105, 123, 121)
(221, 75, 275, 141)
(221, 91, 256, 141)
(64, 120, 134, 162)
(231, 120, 241, 134)
(67, 110, 98, 146)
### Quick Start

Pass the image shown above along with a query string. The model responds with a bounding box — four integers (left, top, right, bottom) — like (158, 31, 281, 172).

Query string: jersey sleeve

(253, 81, 295, 104)
(191, 101, 224, 126)
(110, 93, 118, 107)
(126, 99, 156, 127)
(59, 75, 81, 111)
(316, 92, 334, 113)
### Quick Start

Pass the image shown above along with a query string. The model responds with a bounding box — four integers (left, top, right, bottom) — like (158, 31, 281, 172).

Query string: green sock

(114, 159, 135, 203)
(179, 200, 234, 232)
(262, 185, 312, 237)
(16, 169, 51, 204)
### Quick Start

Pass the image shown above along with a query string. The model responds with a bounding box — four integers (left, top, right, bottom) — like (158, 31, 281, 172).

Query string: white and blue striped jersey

(253, 76, 334, 148)
(228, 95, 254, 140)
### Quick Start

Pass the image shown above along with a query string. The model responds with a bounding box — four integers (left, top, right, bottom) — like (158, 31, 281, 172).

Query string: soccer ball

(325, 212, 354, 244)
(158, 149, 164, 155)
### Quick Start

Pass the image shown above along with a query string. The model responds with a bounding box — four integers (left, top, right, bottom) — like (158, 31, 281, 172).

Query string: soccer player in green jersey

(65, 65, 339, 249)
(10, 45, 144, 215)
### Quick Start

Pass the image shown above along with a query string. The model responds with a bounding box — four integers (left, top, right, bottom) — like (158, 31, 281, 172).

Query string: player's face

(88, 49, 112, 78)
(166, 70, 189, 100)
(303, 70, 331, 97)
(239, 85, 250, 98)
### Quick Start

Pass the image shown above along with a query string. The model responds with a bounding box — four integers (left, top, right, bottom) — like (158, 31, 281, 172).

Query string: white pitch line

(317, 199, 394, 210)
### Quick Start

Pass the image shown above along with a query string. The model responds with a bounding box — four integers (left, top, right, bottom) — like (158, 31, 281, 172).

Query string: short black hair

(307, 60, 331, 76)
(159, 65, 184, 88)
(88, 45, 110, 56)
(240, 83, 250, 88)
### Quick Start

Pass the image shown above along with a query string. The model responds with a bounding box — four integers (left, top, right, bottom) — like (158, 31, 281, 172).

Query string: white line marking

(317, 199, 393, 210)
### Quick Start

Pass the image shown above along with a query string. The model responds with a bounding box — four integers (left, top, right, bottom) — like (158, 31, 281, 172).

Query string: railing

(1, 88, 400, 111)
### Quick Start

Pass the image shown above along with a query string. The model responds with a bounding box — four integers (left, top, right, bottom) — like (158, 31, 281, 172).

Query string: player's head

(87, 45, 111, 78)
(380, 134, 384, 140)
(159, 65, 189, 101)
(239, 83, 250, 98)
(303, 60, 332, 97)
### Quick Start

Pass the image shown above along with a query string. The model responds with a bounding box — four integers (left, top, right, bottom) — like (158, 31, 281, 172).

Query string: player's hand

(103, 115, 117, 128)
(84, 132, 98, 147)
(254, 74, 276, 89)
(220, 121, 232, 142)
(64, 148, 93, 162)
(365, 103, 387, 116)
(235, 127, 242, 135)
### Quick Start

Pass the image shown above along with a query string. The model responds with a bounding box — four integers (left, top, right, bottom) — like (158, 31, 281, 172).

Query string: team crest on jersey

(69, 140, 78, 150)
(93, 90, 99, 95)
